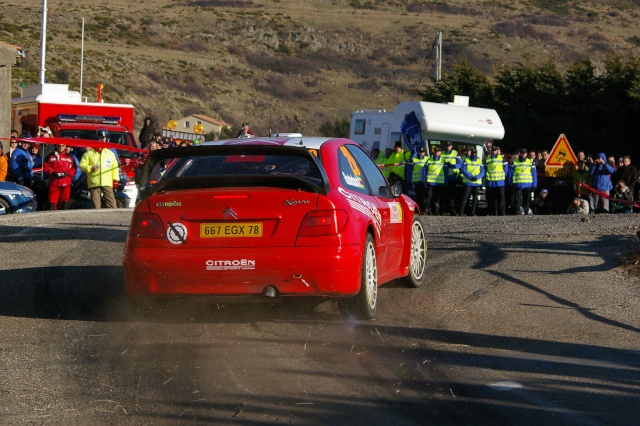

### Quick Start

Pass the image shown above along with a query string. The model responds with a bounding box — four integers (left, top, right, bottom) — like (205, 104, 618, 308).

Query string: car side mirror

(391, 181, 403, 197)
(378, 182, 402, 198)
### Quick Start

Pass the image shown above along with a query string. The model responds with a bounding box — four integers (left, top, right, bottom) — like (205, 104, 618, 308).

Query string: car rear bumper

(123, 245, 364, 297)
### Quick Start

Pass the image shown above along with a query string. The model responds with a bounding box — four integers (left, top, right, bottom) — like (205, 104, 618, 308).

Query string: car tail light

(298, 210, 348, 237)
(130, 212, 164, 239)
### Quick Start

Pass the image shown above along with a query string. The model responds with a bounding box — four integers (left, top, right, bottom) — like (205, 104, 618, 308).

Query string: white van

(349, 96, 504, 161)
(349, 96, 505, 212)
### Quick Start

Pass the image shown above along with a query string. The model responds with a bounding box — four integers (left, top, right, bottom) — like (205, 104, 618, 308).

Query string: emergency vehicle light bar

(57, 114, 121, 124)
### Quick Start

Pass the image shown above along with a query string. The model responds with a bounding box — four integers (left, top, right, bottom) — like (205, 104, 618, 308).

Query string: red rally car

(123, 136, 428, 319)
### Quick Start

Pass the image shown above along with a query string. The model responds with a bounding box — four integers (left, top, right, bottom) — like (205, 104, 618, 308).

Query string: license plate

(200, 223, 263, 238)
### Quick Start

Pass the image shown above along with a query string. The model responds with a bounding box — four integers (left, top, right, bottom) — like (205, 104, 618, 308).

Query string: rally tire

(404, 214, 428, 288)
(0, 198, 11, 213)
(339, 233, 378, 320)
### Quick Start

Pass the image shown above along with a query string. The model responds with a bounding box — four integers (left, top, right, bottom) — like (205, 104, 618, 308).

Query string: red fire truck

(11, 83, 142, 205)
(11, 83, 137, 145)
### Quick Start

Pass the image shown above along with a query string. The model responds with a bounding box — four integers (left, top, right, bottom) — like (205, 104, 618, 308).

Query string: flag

(400, 111, 423, 155)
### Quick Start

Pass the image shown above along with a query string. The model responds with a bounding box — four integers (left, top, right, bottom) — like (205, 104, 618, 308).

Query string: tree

(319, 118, 351, 138)
(418, 59, 494, 107)
(493, 59, 565, 152)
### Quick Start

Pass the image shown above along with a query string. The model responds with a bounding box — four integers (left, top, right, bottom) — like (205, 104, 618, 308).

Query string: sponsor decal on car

(388, 202, 403, 223)
(156, 201, 182, 208)
(338, 187, 382, 235)
(206, 259, 256, 271)
(284, 199, 311, 206)
(166, 222, 187, 244)
(341, 172, 365, 189)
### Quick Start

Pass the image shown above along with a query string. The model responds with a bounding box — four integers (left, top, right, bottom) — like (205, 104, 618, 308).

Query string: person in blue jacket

(507, 147, 537, 215)
(485, 145, 508, 215)
(10, 135, 34, 188)
(421, 146, 449, 215)
(589, 152, 615, 213)
(441, 141, 462, 215)
(459, 147, 485, 216)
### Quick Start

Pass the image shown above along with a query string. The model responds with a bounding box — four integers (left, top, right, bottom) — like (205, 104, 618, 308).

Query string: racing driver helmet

(96, 128, 110, 142)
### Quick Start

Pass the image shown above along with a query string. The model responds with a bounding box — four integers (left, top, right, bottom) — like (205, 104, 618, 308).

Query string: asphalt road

(0, 210, 639, 425)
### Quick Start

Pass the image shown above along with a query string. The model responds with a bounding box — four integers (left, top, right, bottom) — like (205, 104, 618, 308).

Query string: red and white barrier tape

(577, 182, 640, 208)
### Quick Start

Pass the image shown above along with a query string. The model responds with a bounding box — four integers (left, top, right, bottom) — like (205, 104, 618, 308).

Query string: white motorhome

(349, 96, 505, 212)
(349, 96, 505, 161)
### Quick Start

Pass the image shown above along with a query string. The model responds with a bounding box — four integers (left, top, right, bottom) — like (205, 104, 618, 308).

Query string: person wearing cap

(459, 146, 471, 162)
(441, 141, 462, 215)
(406, 147, 429, 212)
(79, 145, 120, 209)
(421, 146, 448, 215)
(459, 147, 485, 216)
(10, 135, 35, 188)
(485, 145, 507, 215)
(43, 143, 76, 210)
(508, 147, 537, 215)
(29, 142, 43, 169)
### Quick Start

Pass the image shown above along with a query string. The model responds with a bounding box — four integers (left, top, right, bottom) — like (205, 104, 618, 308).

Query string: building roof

(190, 114, 231, 127)
(0, 40, 22, 50)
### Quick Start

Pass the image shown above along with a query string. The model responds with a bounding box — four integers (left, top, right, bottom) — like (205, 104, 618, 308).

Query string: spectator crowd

(2, 123, 636, 217)
(374, 140, 638, 216)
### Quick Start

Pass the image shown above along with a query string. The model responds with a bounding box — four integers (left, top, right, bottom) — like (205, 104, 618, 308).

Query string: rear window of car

(164, 153, 324, 186)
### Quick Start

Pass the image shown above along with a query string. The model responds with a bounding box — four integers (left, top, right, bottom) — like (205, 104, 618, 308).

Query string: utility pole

(434, 30, 442, 83)
(39, 0, 47, 84)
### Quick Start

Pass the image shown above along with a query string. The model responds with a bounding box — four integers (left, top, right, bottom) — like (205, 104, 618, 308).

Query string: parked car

(0, 181, 38, 213)
(123, 136, 428, 319)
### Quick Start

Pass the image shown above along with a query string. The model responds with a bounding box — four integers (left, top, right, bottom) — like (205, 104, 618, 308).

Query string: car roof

(201, 136, 346, 151)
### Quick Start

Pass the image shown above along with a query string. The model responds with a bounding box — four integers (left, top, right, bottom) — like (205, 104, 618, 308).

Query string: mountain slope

(3, 0, 639, 136)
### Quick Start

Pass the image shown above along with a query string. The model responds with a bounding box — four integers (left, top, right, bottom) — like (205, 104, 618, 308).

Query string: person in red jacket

(43, 143, 77, 210)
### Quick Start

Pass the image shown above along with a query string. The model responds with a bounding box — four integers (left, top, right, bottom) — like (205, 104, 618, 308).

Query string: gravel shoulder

(0, 210, 638, 425)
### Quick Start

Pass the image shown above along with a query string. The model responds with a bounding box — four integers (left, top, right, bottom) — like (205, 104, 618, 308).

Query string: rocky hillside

(3, 0, 640, 137)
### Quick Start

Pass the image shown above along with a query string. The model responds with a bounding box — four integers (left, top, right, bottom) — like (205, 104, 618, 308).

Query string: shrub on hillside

(186, 0, 256, 7)
(407, 3, 482, 16)
(254, 75, 310, 100)
(245, 53, 322, 76)
(493, 21, 554, 41)
(520, 13, 569, 26)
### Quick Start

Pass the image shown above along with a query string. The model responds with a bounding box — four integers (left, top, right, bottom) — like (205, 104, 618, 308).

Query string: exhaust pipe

(262, 286, 277, 298)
